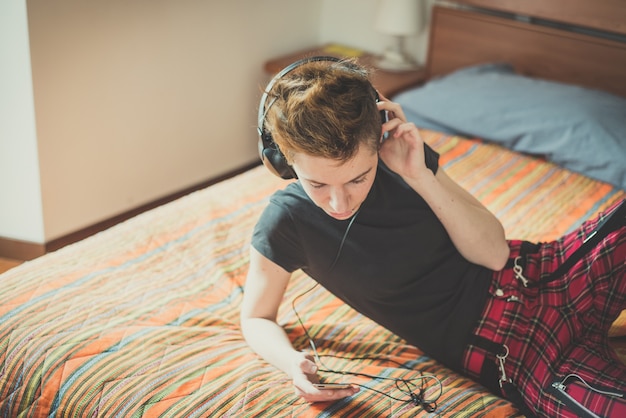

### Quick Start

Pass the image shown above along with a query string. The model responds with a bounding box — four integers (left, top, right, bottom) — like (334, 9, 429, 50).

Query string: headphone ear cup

(262, 147, 297, 180)
(258, 132, 296, 180)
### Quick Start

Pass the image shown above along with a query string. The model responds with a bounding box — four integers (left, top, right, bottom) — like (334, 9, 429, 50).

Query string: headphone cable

(291, 284, 442, 411)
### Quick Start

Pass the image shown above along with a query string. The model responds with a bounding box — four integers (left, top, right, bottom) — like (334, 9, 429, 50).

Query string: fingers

(291, 351, 359, 403)
(290, 352, 318, 384)
(381, 118, 421, 146)
(310, 385, 360, 402)
(382, 117, 405, 136)
(300, 353, 318, 375)
(294, 382, 360, 403)
(393, 121, 421, 139)
(377, 95, 410, 143)
(377, 94, 407, 123)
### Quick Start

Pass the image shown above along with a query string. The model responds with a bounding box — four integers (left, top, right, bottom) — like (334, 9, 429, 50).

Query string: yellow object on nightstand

(321, 43, 365, 58)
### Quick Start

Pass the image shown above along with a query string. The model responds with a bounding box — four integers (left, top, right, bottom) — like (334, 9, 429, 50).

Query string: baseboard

(0, 237, 46, 261)
(1, 161, 261, 261)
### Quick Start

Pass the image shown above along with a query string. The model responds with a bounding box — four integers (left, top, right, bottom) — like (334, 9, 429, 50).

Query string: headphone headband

(257, 56, 340, 135)
(257, 56, 341, 139)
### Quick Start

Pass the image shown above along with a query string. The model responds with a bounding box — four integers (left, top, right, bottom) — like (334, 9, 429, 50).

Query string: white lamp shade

(375, 0, 421, 36)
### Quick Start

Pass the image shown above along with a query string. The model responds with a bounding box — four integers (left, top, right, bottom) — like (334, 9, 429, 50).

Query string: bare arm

(409, 162, 509, 270)
(240, 247, 359, 401)
(378, 99, 510, 271)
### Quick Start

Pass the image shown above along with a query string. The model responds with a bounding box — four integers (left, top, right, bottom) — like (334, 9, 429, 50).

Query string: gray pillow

(394, 63, 626, 190)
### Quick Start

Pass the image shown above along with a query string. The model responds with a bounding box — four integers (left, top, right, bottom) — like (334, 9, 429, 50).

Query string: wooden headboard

(453, 0, 626, 35)
(426, 1, 626, 98)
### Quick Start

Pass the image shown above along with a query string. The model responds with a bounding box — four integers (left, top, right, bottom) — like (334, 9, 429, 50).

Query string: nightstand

(263, 44, 427, 98)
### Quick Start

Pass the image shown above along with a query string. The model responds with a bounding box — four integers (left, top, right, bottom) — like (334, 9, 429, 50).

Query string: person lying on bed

(240, 57, 625, 418)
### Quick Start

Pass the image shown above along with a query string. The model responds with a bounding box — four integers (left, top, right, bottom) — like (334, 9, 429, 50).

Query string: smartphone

(313, 383, 352, 390)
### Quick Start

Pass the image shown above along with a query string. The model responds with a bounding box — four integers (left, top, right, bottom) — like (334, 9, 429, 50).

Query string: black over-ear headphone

(257, 56, 386, 180)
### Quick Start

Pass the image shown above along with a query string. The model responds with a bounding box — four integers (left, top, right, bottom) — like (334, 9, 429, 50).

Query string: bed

(2, 1, 626, 417)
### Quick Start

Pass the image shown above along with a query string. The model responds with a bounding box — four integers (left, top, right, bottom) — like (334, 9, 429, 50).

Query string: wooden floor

(0, 258, 22, 274)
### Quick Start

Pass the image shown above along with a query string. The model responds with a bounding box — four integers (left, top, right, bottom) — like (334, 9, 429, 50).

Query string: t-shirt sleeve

(251, 200, 306, 273)
(424, 142, 439, 174)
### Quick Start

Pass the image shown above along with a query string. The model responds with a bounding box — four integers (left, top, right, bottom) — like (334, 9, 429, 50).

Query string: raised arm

(240, 247, 358, 401)
(377, 98, 510, 271)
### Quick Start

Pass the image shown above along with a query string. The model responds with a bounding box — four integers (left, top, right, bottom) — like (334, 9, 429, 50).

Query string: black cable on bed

(291, 283, 442, 412)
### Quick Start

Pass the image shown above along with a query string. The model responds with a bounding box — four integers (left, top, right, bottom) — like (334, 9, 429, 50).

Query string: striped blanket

(1, 131, 624, 417)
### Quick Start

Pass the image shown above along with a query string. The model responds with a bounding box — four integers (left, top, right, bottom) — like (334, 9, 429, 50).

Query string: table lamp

(375, 0, 421, 71)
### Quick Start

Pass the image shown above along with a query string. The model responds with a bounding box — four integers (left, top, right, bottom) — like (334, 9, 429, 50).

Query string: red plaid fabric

(463, 200, 626, 418)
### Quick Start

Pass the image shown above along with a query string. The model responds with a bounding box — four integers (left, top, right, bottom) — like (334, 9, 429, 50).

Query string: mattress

(1, 130, 624, 417)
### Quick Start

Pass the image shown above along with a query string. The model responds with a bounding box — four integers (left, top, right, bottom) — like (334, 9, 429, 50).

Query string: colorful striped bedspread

(1, 131, 624, 417)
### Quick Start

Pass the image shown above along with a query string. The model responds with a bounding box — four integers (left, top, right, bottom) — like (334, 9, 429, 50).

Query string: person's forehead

(293, 147, 377, 184)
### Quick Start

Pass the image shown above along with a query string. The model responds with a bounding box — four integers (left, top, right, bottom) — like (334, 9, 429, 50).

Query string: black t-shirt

(251, 144, 491, 371)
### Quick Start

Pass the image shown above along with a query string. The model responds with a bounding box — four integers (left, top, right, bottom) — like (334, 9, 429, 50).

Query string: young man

(241, 57, 625, 417)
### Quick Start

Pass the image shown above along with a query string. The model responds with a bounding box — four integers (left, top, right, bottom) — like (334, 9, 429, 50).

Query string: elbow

(239, 311, 259, 331)
(239, 306, 256, 333)
(486, 223, 510, 271)
(489, 241, 510, 271)
(239, 315, 258, 342)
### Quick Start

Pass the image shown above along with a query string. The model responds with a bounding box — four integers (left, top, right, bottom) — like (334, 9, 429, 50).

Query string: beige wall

(26, 0, 322, 241)
(1, 0, 429, 245)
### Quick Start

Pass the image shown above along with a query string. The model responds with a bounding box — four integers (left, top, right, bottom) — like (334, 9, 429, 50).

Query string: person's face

(291, 144, 378, 220)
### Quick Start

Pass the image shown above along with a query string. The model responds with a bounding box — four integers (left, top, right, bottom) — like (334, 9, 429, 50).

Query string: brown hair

(264, 59, 382, 164)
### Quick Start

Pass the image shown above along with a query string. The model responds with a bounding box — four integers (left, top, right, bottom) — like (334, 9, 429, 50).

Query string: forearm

(241, 317, 302, 377)
(405, 169, 509, 270)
